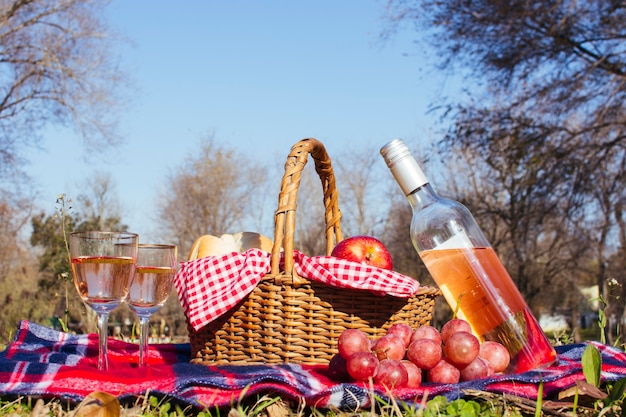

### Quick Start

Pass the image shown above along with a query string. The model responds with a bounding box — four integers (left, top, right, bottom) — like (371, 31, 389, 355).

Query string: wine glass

(127, 244, 178, 367)
(69, 231, 138, 370)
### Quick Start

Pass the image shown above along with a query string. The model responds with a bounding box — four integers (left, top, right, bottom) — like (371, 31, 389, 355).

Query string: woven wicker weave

(188, 138, 441, 365)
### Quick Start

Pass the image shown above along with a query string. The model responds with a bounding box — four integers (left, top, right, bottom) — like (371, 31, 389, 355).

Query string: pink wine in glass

(69, 231, 138, 371)
(71, 256, 135, 308)
(128, 243, 177, 367)
(127, 266, 176, 314)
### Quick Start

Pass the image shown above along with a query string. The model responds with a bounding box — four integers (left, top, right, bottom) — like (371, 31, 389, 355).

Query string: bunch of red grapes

(328, 318, 511, 389)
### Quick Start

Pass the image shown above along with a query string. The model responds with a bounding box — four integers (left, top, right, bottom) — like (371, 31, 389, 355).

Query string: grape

(440, 318, 472, 342)
(427, 359, 460, 384)
(410, 325, 442, 345)
(460, 356, 494, 381)
(337, 328, 371, 359)
(374, 359, 408, 389)
(346, 351, 379, 382)
(407, 338, 442, 370)
(443, 331, 480, 367)
(387, 322, 413, 347)
(479, 341, 511, 373)
(369, 337, 378, 351)
(327, 353, 350, 382)
(400, 360, 422, 388)
(373, 333, 406, 361)
(331, 318, 512, 385)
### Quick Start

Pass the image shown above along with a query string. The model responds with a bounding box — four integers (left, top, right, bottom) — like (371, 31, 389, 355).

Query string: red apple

(331, 236, 393, 270)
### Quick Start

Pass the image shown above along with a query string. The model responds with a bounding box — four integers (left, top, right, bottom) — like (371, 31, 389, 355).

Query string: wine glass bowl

(127, 244, 178, 367)
(70, 231, 138, 370)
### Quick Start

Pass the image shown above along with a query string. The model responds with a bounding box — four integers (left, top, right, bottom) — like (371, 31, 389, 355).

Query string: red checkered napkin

(175, 248, 421, 331)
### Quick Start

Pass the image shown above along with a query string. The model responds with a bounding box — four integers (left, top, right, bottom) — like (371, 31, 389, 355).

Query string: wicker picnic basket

(187, 138, 441, 365)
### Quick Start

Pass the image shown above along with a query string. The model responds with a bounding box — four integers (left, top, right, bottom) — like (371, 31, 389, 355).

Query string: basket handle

(270, 138, 343, 276)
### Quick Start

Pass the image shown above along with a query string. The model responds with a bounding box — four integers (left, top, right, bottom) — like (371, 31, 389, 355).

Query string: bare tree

(0, 245, 46, 345)
(0, 0, 128, 297)
(28, 173, 127, 333)
(385, 0, 626, 336)
(157, 137, 269, 258)
(0, 190, 32, 280)
(385, 0, 626, 119)
(384, 0, 626, 204)
(433, 123, 589, 314)
(607, 194, 626, 341)
(293, 143, 397, 256)
(335, 144, 391, 237)
(75, 172, 125, 231)
(385, 0, 626, 203)
(581, 148, 626, 343)
(0, 0, 127, 175)
(292, 166, 329, 256)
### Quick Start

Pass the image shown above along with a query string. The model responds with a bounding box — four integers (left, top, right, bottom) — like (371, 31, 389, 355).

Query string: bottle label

(434, 231, 474, 250)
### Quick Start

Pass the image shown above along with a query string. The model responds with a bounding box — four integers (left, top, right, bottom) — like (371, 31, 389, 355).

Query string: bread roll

(230, 231, 273, 253)
(188, 232, 273, 260)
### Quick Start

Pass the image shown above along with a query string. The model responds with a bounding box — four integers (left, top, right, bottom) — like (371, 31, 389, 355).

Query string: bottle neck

(406, 183, 439, 210)
(380, 139, 429, 196)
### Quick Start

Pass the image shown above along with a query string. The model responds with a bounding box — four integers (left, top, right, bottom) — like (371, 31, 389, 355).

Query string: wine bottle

(380, 138, 557, 373)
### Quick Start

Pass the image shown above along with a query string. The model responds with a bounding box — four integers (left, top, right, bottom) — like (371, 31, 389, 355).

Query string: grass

(0, 389, 618, 417)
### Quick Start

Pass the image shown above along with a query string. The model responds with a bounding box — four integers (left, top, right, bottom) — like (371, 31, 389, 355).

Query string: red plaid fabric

(5, 321, 626, 410)
(175, 248, 421, 331)
(6, 320, 626, 410)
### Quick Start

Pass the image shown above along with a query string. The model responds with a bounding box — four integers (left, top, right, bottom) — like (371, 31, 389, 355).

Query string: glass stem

(139, 315, 151, 367)
(97, 312, 110, 371)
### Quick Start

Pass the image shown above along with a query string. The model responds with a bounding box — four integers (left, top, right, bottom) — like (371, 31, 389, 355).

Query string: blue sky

(27, 1, 458, 241)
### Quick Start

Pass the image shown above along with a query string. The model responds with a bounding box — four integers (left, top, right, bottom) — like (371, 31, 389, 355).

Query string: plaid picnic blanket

(2, 321, 626, 410)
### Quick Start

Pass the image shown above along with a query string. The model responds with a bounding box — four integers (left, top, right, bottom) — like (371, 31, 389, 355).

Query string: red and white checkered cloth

(175, 248, 421, 331)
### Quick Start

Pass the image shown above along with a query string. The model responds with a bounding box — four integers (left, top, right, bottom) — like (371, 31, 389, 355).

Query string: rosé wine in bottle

(380, 139, 557, 373)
